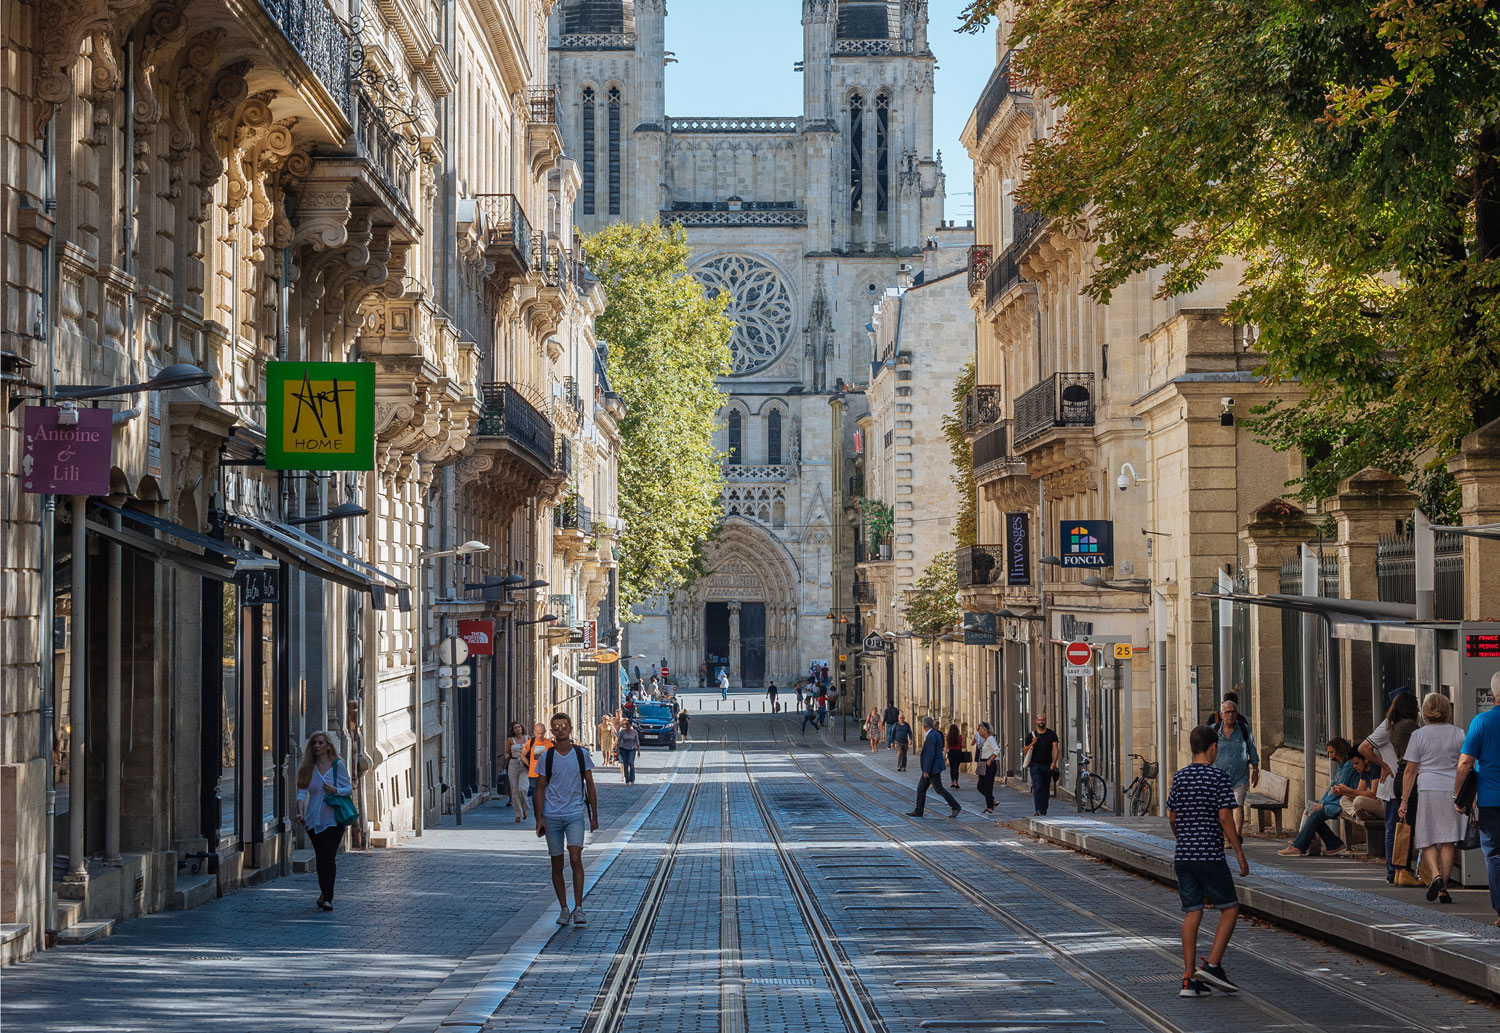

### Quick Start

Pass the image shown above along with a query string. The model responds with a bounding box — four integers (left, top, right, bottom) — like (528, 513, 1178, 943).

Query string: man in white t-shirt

(535, 713, 598, 926)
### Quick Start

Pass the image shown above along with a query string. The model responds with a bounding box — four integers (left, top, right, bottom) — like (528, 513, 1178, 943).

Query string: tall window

(581, 87, 596, 215)
(727, 410, 742, 465)
(848, 92, 864, 214)
(875, 92, 890, 213)
(766, 409, 782, 465)
(607, 87, 621, 215)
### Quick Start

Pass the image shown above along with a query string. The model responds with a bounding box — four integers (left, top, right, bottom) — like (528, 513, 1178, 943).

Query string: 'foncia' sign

(266, 362, 374, 471)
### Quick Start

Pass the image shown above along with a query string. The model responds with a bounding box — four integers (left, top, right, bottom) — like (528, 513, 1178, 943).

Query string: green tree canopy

(943, 360, 977, 548)
(905, 553, 959, 638)
(584, 222, 733, 616)
(960, 0, 1500, 504)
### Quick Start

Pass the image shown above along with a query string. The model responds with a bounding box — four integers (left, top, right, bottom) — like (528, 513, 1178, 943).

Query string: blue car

(635, 703, 678, 750)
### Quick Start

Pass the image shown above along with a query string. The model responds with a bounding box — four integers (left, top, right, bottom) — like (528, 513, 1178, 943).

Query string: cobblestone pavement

(4, 712, 1498, 1033)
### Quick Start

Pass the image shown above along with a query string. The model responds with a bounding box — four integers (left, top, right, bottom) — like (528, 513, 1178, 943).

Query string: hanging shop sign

(265, 361, 375, 471)
(1058, 519, 1114, 568)
(1005, 512, 1031, 586)
(862, 632, 888, 654)
(459, 620, 494, 655)
(963, 611, 998, 646)
(22, 406, 113, 495)
(238, 568, 280, 605)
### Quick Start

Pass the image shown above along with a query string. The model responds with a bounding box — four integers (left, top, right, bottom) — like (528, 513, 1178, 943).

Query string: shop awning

(228, 514, 411, 611)
(86, 502, 277, 584)
(552, 666, 593, 705)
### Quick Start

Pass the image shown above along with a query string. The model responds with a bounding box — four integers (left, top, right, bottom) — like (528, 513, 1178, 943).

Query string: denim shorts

(1175, 860, 1238, 912)
(544, 812, 587, 856)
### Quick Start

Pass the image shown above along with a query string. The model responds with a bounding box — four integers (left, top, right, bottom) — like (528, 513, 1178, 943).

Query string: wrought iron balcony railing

(961, 385, 1003, 435)
(527, 85, 558, 125)
(853, 580, 877, 605)
(556, 436, 573, 478)
(956, 545, 1006, 589)
(985, 246, 1021, 308)
(256, 0, 353, 117)
(972, 421, 1021, 484)
(473, 194, 533, 276)
(555, 503, 592, 535)
(967, 245, 992, 296)
(1012, 372, 1096, 447)
(476, 383, 555, 472)
(975, 51, 1031, 141)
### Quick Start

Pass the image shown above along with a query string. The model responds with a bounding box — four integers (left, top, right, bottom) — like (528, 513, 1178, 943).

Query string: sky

(663, 1, 998, 225)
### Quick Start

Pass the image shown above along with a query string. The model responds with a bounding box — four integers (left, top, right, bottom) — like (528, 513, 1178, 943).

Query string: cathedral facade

(551, 0, 948, 686)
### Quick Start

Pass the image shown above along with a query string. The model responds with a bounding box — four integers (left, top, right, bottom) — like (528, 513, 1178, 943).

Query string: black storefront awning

(228, 514, 411, 611)
(86, 502, 278, 584)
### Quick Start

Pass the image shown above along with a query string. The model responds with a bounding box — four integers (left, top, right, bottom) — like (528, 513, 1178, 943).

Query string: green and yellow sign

(266, 361, 375, 471)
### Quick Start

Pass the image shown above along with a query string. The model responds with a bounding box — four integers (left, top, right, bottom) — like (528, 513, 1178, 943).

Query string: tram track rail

(730, 725, 887, 1033)
(786, 726, 1484, 1033)
(768, 722, 1329, 1033)
(582, 751, 708, 1033)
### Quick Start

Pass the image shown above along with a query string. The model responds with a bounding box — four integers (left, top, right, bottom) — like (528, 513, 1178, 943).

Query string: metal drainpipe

(39, 115, 59, 948)
(66, 494, 88, 883)
(105, 512, 122, 865)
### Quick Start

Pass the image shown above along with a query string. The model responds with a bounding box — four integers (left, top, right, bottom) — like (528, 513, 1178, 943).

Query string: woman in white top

(294, 730, 353, 912)
(975, 721, 1000, 813)
(1400, 693, 1469, 903)
(506, 721, 530, 822)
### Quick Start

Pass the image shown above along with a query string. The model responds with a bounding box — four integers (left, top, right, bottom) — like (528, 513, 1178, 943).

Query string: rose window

(694, 254, 794, 376)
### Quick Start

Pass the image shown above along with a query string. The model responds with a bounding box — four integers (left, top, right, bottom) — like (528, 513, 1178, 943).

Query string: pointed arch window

(727, 410, 742, 465)
(848, 92, 864, 214)
(581, 87, 596, 215)
(875, 92, 890, 213)
(608, 86, 622, 215)
(766, 409, 782, 466)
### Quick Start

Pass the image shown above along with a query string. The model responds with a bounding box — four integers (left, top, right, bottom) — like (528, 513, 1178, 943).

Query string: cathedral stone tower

(552, 0, 947, 686)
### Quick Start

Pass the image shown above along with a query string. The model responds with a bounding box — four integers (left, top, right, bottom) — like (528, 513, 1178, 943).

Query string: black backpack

(543, 745, 595, 820)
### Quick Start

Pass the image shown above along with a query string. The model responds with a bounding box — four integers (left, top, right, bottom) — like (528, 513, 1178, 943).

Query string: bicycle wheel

(1082, 773, 1108, 812)
(1128, 781, 1153, 817)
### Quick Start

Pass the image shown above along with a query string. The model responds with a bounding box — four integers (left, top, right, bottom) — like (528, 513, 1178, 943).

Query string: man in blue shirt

(1455, 672, 1500, 925)
(907, 716, 961, 818)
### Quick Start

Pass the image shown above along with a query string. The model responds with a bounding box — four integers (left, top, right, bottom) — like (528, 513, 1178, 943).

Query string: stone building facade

(0, 0, 619, 961)
(958, 13, 1299, 802)
(550, 0, 951, 687)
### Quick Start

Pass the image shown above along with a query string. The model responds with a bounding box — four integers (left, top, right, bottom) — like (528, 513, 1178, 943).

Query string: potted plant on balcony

(858, 497, 895, 560)
(559, 487, 580, 527)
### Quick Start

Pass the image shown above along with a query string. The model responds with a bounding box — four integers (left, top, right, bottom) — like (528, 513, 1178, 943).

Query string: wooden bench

(1341, 802, 1387, 858)
(1246, 769, 1290, 835)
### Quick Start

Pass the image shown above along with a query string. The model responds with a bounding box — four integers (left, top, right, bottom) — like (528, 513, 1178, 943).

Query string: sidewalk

(818, 728, 1500, 1001)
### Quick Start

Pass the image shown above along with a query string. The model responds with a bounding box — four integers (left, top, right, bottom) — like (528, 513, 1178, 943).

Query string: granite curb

(1018, 815, 1500, 1001)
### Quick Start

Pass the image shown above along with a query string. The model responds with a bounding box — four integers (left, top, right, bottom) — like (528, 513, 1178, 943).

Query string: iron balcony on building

(967, 245, 992, 296)
(985, 246, 1021, 309)
(961, 385, 1003, 436)
(256, 0, 353, 117)
(473, 194, 533, 283)
(1012, 372, 1096, 448)
(476, 383, 555, 475)
(972, 421, 1027, 485)
(974, 51, 1032, 141)
(956, 545, 1006, 589)
(555, 503, 593, 535)
(853, 579, 877, 605)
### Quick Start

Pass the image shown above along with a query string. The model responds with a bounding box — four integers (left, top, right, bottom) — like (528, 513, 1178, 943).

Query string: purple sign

(22, 406, 112, 495)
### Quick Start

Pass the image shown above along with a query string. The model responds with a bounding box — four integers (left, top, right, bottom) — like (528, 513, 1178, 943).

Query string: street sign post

(437, 636, 469, 666)
(1064, 640, 1093, 679)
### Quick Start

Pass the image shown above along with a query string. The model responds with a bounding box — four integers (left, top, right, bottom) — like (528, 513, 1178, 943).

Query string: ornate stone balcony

(724, 464, 790, 481)
(975, 51, 1033, 143)
(525, 86, 564, 174)
(256, 0, 353, 117)
(464, 383, 560, 509)
(834, 38, 914, 56)
(667, 117, 802, 133)
(554, 32, 637, 50)
(1012, 372, 1096, 449)
(661, 208, 808, 228)
(967, 245, 992, 296)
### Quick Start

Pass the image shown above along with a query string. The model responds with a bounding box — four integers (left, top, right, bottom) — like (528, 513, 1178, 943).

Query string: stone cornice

(467, 0, 533, 95)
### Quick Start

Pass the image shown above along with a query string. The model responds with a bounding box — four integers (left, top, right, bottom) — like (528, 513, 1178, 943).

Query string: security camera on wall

(1116, 473, 1130, 492)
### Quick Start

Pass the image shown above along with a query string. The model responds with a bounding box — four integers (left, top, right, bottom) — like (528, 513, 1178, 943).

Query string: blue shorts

(544, 812, 587, 856)
(1175, 860, 1238, 913)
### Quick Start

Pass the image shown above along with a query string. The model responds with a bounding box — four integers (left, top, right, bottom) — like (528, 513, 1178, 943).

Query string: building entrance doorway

(705, 602, 730, 678)
(740, 602, 766, 686)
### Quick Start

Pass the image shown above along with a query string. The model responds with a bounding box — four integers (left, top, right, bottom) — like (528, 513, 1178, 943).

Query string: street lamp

(287, 501, 369, 526)
(412, 540, 488, 836)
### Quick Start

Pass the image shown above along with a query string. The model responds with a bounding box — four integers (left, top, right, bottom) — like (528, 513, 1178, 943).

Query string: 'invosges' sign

(266, 362, 375, 471)
(1006, 512, 1030, 586)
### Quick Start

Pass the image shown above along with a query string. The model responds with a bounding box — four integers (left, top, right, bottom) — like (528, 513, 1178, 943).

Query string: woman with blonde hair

(865, 709, 882, 753)
(295, 730, 353, 911)
(1400, 692, 1469, 903)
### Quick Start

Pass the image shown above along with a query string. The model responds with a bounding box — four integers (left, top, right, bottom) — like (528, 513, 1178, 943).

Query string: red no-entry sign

(1065, 641, 1092, 667)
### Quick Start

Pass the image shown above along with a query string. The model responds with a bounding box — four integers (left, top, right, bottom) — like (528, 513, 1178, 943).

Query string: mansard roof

(837, 1, 895, 39)
(564, 0, 636, 34)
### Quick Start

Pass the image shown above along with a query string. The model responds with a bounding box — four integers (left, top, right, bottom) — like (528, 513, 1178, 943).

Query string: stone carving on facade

(693, 253, 795, 376)
(129, 2, 188, 170)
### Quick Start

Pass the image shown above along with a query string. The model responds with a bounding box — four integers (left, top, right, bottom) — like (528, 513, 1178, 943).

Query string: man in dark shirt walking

(908, 716, 962, 818)
(891, 714, 913, 770)
(1168, 724, 1249, 997)
(1024, 714, 1060, 816)
(767, 681, 779, 711)
(883, 703, 900, 748)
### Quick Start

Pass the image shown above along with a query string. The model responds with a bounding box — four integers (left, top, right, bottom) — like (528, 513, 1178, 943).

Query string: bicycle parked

(1074, 748, 1107, 813)
(1123, 752, 1159, 816)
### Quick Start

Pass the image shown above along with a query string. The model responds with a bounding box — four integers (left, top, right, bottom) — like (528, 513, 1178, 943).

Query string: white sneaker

(556, 905, 572, 926)
(572, 906, 588, 926)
